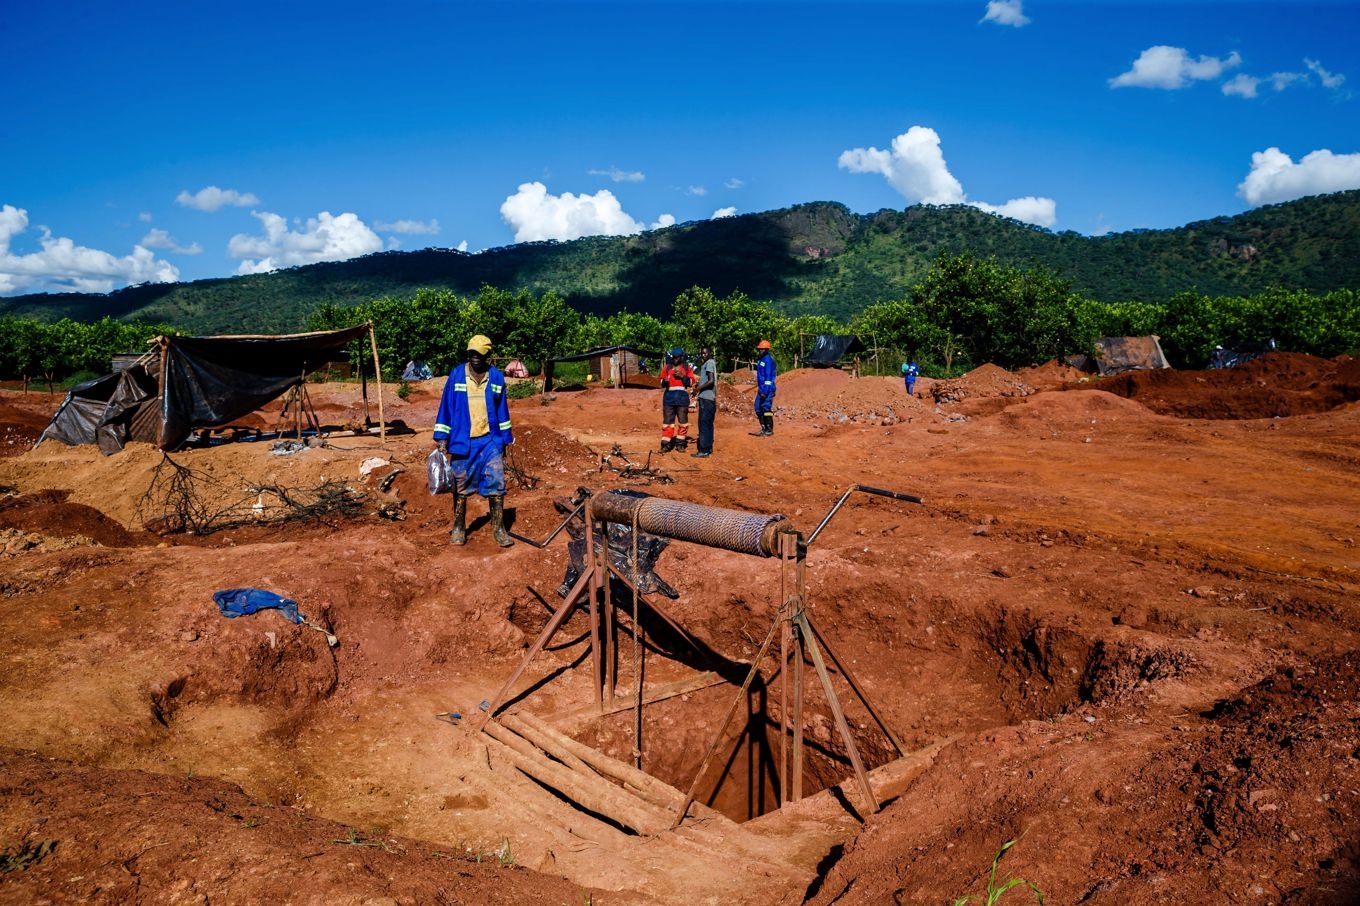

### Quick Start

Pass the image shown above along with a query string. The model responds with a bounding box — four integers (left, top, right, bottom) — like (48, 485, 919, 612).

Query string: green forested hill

(4, 190, 1358, 334)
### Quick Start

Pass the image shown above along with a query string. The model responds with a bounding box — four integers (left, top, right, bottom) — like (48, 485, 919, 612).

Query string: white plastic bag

(427, 449, 452, 495)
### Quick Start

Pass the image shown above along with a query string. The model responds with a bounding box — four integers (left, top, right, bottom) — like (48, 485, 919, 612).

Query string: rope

(590, 492, 794, 558)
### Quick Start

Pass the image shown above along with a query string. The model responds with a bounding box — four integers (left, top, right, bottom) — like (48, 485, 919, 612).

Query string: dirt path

(1, 353, 1358, 904)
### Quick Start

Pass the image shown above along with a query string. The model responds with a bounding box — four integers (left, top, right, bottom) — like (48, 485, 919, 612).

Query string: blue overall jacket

(433, 363, 514, 457)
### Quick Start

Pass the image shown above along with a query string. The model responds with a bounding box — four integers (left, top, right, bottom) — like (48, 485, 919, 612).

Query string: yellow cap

(466, 334, 493, 354)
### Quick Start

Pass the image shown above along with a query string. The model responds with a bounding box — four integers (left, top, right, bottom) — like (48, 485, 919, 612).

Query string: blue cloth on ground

(213, 588, 305, 624)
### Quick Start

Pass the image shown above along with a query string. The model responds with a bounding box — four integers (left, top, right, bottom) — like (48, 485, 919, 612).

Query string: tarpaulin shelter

(801, 335, 866, 368)
(1067, 336, 1171, 376)
(543, 345, 664, 391)
(37, 324, 385, 454)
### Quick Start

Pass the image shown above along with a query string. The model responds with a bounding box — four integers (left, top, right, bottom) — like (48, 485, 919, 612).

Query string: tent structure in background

(1067, 336, 1172, 376)
(543, 345, 664, 392)
(37, 324, 385, 454)
(800, 335, 866, 368)
(1210, 338, 1276, 369)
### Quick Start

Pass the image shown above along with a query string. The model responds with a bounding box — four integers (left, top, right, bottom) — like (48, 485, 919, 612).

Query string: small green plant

(1, 839, 57, 873)
(497, 836, 515, 867)
(333, 828, 381, 848)
(952, 838, 1044, 906)
(396, 380, 412, 401)
(507, 379, 539, 400)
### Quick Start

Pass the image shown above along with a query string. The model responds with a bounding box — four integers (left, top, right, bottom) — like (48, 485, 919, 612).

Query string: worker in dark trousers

(753, 339, 776, 436)
(659, 347, 695, 452)
(692, 345, 717, 458)
(434, 334, 515, 547)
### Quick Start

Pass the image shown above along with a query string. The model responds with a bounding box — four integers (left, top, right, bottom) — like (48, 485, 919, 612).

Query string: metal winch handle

(507, 499, 586, 549)
(805, 484, 923, 547)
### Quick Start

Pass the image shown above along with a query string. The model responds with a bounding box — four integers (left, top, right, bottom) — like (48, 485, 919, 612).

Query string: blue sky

(2, 0, 1357, 297)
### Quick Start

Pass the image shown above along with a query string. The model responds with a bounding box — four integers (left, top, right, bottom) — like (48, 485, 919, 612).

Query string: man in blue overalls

(754, 339, 776, 436)
(434, 334, 515, 547)
(902, 360, 919, 396)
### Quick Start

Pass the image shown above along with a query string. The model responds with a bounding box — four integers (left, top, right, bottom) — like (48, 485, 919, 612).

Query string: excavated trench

(529, 602, 1190, 827)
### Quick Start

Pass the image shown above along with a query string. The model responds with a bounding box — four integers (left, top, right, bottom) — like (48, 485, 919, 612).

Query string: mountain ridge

(4, 190, 1358, 335)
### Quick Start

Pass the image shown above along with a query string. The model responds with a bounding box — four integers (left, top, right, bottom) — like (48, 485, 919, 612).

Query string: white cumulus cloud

(1306, 58, 1345, 90)
(499, 182, 673, 242)
(140, 228, 202, 255)
(712, 207, 737, 219)
(981, 0, 1029, 27)
(374, 218, 440, 235)
(725, 178, 744, 189)
(1222, 74, 1260, 98)
(176, 186, 261, 212)
(588, 166, 645, 183)
(1110, 46, 1241, 90)
(838, 126, 1056, 228)
(1238, 147, 1360, 206)
(228, 210, 383, 275)
(0, 204, 179, 295)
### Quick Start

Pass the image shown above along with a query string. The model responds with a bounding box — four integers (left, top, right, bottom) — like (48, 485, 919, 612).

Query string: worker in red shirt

(659, 347, 695, 453)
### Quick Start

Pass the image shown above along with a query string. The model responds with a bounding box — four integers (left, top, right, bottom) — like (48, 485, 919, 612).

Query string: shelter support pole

(785, 533, 805, 802)
(367, 321, 386, 439)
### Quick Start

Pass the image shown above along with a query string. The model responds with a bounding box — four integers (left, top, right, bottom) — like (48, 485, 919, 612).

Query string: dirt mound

(0, 747, 596, 906)
(0, 391, 59, 458)
(769, 368, 934, 425)
(1094, 351, 1360, 419)
(930, 362, 1035, 404)
(0, 489, 150, 548)
(1015, 358, 1089, 390)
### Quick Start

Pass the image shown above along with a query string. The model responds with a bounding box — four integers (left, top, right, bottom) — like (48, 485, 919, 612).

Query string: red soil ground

(2, 352, 1359, 904)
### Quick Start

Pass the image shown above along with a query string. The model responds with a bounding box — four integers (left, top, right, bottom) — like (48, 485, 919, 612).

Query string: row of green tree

(309, 254, 1360, 378)
(0, 316, 172, 389)
(3, 254, 1357, 386)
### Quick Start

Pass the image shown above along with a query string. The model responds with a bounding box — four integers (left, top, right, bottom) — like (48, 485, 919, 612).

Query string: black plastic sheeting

(801, 334, 865, 367)
(542, 344, 663, 392)
(1067, 336, 1172, 376)
(37, 326, 371, 454)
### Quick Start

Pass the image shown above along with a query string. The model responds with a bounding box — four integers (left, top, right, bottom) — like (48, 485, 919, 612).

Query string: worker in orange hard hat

(753, 339, 776, 436)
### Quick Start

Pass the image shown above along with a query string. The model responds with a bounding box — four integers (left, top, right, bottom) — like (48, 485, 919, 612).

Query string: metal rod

(507, 500, 585, 549)
(806, 484, 924, 547)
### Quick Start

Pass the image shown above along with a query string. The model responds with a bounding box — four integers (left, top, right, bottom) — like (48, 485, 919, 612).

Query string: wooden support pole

(366, 321, 386, 439)
(672, 609, 783, 829)
(808, 616, 906, 756)
(481, 727, 670, 836)
(794, 611, 878, 814)
(478, 568, 593, 728)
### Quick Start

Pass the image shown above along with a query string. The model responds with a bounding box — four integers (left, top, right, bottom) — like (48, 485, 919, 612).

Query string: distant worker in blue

(754, 339, 777, 436)
(434, 334, 515, 547)
(659, 347, 695, 453)
(902, 360, 919, 396)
